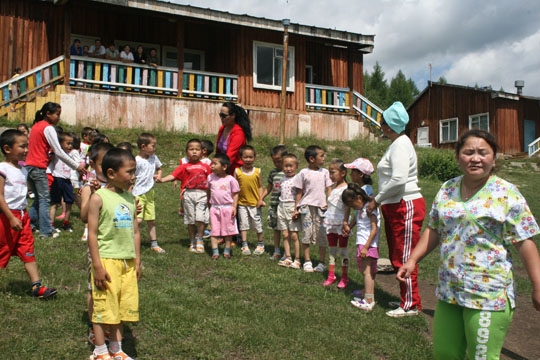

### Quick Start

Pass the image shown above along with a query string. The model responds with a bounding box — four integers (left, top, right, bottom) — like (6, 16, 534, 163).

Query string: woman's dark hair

(69, 132, 81, 151)
(0, 129, 24, 155)
(102, 148, 135, 176)
(213, 153, 230, 171)
(34, 102, 61, 124)
(222, 102, 252, 142)
(455, 129, 498, 156)
(341, 183, 371, 205)
(304, 145, 323, 162)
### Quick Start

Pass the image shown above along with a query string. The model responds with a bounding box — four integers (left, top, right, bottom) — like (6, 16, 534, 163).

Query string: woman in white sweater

(366, 101, 426, 317)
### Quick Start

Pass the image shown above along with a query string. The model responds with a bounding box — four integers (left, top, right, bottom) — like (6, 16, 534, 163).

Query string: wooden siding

(0, 1, 64, 83)
(408, 83, 540, 154)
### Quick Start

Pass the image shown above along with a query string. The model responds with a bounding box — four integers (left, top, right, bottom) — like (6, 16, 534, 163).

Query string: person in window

(133, 45, 147, 65)
(70, 39, 83, 56)
(105, 42, 120, 61)
(120, 45, 134, 63)
(147, 48, 160, 68)
(215, 102, 253, 175)
(88, 39, 106, 58)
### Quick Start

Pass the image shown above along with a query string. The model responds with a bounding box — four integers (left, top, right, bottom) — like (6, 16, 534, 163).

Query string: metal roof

(90, 0, 374, 52)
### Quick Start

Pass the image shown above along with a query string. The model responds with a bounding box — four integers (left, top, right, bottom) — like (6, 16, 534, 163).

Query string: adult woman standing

(365, 101, 425, 317)
(216, 102, 253, 174)
(26, 102, 86, 238)
(398, 129, 540, 359)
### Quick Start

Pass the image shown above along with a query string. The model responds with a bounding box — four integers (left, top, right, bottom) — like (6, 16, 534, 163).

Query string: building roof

(89, 0, 374, 52)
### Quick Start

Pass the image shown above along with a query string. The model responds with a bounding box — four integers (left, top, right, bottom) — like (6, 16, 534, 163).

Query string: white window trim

(253, 41, 295, 92)
(469, 112, 489, 131)
(439, 117, 458, 144)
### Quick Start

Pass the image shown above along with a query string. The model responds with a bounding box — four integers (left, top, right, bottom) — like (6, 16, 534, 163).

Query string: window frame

(439, 117, 459, 144)
(469, 112, 489, 131)
(253, 41, 295, 92)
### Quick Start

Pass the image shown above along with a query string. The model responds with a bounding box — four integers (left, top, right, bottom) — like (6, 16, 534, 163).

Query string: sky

(168, 0, 540, 96)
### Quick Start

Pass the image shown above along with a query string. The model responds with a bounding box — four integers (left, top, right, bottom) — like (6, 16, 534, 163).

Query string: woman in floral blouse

(398, 129, 540, 359)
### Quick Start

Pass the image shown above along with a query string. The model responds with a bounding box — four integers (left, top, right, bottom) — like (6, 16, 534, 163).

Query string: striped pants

(381, 197, 426, 310)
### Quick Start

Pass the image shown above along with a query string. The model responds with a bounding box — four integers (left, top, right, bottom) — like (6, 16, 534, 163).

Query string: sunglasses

(219, 113, 231, 119)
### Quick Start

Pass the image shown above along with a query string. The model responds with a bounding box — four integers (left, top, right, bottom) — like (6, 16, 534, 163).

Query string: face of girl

(17, 126, 28, 136)
(282, 157, 298, 177)
(211, 158, 227, 176)
(345, 197, 366, 211)
(46, 108, 61, 125)
(329, 164, 345, 184)
(349, 169, 364, 185)
(457, 136, 495, 181)
(61, 136, 73, 152)
(219, 106, 235, 128)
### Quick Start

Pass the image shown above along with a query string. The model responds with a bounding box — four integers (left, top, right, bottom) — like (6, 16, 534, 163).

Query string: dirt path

(375, 272, 539, 360)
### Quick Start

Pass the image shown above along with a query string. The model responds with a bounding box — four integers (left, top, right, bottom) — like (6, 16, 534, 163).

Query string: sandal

(223, 253, 231, 259)
(211, 254, 219, 260)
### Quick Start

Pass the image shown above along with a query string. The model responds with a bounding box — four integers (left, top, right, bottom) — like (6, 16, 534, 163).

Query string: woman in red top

(26, 102, 86, 238)
(215, 102, 252, 174)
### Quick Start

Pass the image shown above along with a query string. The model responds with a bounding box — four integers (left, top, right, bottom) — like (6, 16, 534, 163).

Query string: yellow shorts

(91, 258, 139, 324)
(136, 190, 155, 221)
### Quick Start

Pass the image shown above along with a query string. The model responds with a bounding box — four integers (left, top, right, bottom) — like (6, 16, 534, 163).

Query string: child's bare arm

(0, 177, 22, 231)
(156, 174, 176, 183)
(153, 167, 162, 181)
(232, 192, 239, 217)
(293, 189, 303, 220)
(80, 186, 93, 223)
(359, 214, 378, 258)
(257, 173, 265, 208)
(132, 198, 142, 280)
(261, 182, 272, 200)
(342, 205, 351, 236)
(87, 193, 109, 290)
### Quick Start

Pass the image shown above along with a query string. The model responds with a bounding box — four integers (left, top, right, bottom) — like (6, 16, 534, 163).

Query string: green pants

(433, 300, 513, 360)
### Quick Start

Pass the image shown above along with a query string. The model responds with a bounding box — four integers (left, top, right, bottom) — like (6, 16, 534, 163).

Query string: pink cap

(344, 158, 374, 175)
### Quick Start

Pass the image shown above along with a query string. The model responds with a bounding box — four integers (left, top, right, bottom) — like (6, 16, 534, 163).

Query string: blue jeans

(26, 166, 53, 236)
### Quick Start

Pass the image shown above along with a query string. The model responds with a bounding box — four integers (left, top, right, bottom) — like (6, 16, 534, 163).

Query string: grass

(0, 117, 538, 359)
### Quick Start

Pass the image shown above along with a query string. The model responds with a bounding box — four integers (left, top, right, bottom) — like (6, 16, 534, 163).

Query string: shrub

(417, 148, 462, 182)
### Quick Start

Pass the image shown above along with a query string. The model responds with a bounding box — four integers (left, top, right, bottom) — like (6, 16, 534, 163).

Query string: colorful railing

(182, 70, 238, 101)
(69, 56, 178, 95)
(0, 55, 65, 109)
(529, 137, 540, 157)
(352, 91, 383, 132)
(305, 84, 349, 112)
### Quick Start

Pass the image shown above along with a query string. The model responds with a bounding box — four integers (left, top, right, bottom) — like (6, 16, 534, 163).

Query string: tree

(364, 62, 388, 108)
(388, 70, 417, 108)
(438, 76, 447, 84)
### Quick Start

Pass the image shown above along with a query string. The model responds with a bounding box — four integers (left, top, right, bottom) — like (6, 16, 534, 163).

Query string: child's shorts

(183, 189, 209, 225)
(209, 205, 238, 237)
(136, 189, 155, 221)
(356, 244, 379, 275)
(0, 210, 35, 267)
(50, 177, 74, 204)
(91, 258, 139, 324)
(300, 205, 327, 246)
(276, 202, 301, 232)
(267, 205, 278, 229)
(237, 205, 263, 232)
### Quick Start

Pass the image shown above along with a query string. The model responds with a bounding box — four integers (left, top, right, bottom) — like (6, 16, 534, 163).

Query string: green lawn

(0, 119, 538, 359)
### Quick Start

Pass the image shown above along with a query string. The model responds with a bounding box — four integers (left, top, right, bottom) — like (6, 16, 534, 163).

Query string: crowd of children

(0, 101, 384, 359)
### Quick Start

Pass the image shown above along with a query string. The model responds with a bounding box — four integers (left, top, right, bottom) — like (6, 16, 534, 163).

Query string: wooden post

(279, 19, 290, 145)
(177, 19, 185, 98)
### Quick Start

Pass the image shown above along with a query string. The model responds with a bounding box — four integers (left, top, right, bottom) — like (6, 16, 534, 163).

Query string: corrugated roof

(90, 0, 374, 52)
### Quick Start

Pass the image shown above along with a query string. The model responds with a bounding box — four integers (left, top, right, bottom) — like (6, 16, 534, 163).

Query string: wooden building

(0, 0, 380, 141)
(407, 82, 540, 156)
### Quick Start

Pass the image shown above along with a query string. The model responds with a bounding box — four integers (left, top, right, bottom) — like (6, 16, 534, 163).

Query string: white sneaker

(303, 261, 314, 272)
(386, 307, 419, 318)
(314, 263, 325, 272)
(351, 299, 376, 311)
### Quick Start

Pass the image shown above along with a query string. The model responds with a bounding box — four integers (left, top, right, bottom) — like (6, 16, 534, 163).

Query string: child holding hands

(207, 154, 239, 260)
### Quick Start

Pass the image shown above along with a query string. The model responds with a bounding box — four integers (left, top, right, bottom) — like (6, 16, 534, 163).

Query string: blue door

(524, 120, 536, 152)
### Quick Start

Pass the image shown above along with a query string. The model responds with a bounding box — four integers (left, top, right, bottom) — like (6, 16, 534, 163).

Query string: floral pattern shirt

(429, 175, 539, 310)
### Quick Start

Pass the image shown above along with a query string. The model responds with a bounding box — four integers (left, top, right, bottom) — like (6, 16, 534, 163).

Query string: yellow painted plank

(189, 74, 194, 90)
(321, 90, 326, 104)
(218, 77, 224, 94)
(126, 67, 133, 84)
(94, 63, 101, 81)
(158, 71, 164, 88)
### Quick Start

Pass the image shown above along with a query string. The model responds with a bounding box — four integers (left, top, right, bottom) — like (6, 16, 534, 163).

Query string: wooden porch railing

(69, 56, 178, 95)
(182, 70, 238, 101)
(352, 90, 383, 129)
(529, 137, 540, 157)
(305, 84, 350, 112)
(0, 55, 65, 109)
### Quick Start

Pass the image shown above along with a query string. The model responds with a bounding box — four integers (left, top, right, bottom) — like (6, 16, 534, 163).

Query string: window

(163, 47, 205, 70)
(469, 112, 489, 131)
(305, 65, 313, 84)
(439, 117, 458, 143)
(253, 41, 295, 91)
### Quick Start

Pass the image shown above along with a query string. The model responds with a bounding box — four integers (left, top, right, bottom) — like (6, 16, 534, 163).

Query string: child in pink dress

(207, 153, 240, 260)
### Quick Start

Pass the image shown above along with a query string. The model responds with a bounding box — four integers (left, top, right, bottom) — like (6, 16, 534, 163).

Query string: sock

(196, 237, 203, 245)
(364, 293, 375, 304)
(224, 247, 231, 255)
(94, 343, 108, 355)
(151, 240, 158, 248)
(328, 264, 335, 277)
(257, 241, 264, 247)
(109, 340, 121, 354)
(31, 280, 41, 289)
(212, 248, 219, 256)
(241, 241, 248, 248)
(328, 247, 337, 265)
(273, 248, 281, 256)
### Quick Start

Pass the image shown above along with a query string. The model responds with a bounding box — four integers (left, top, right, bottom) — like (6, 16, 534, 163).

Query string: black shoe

(62, 223, 73, 232)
